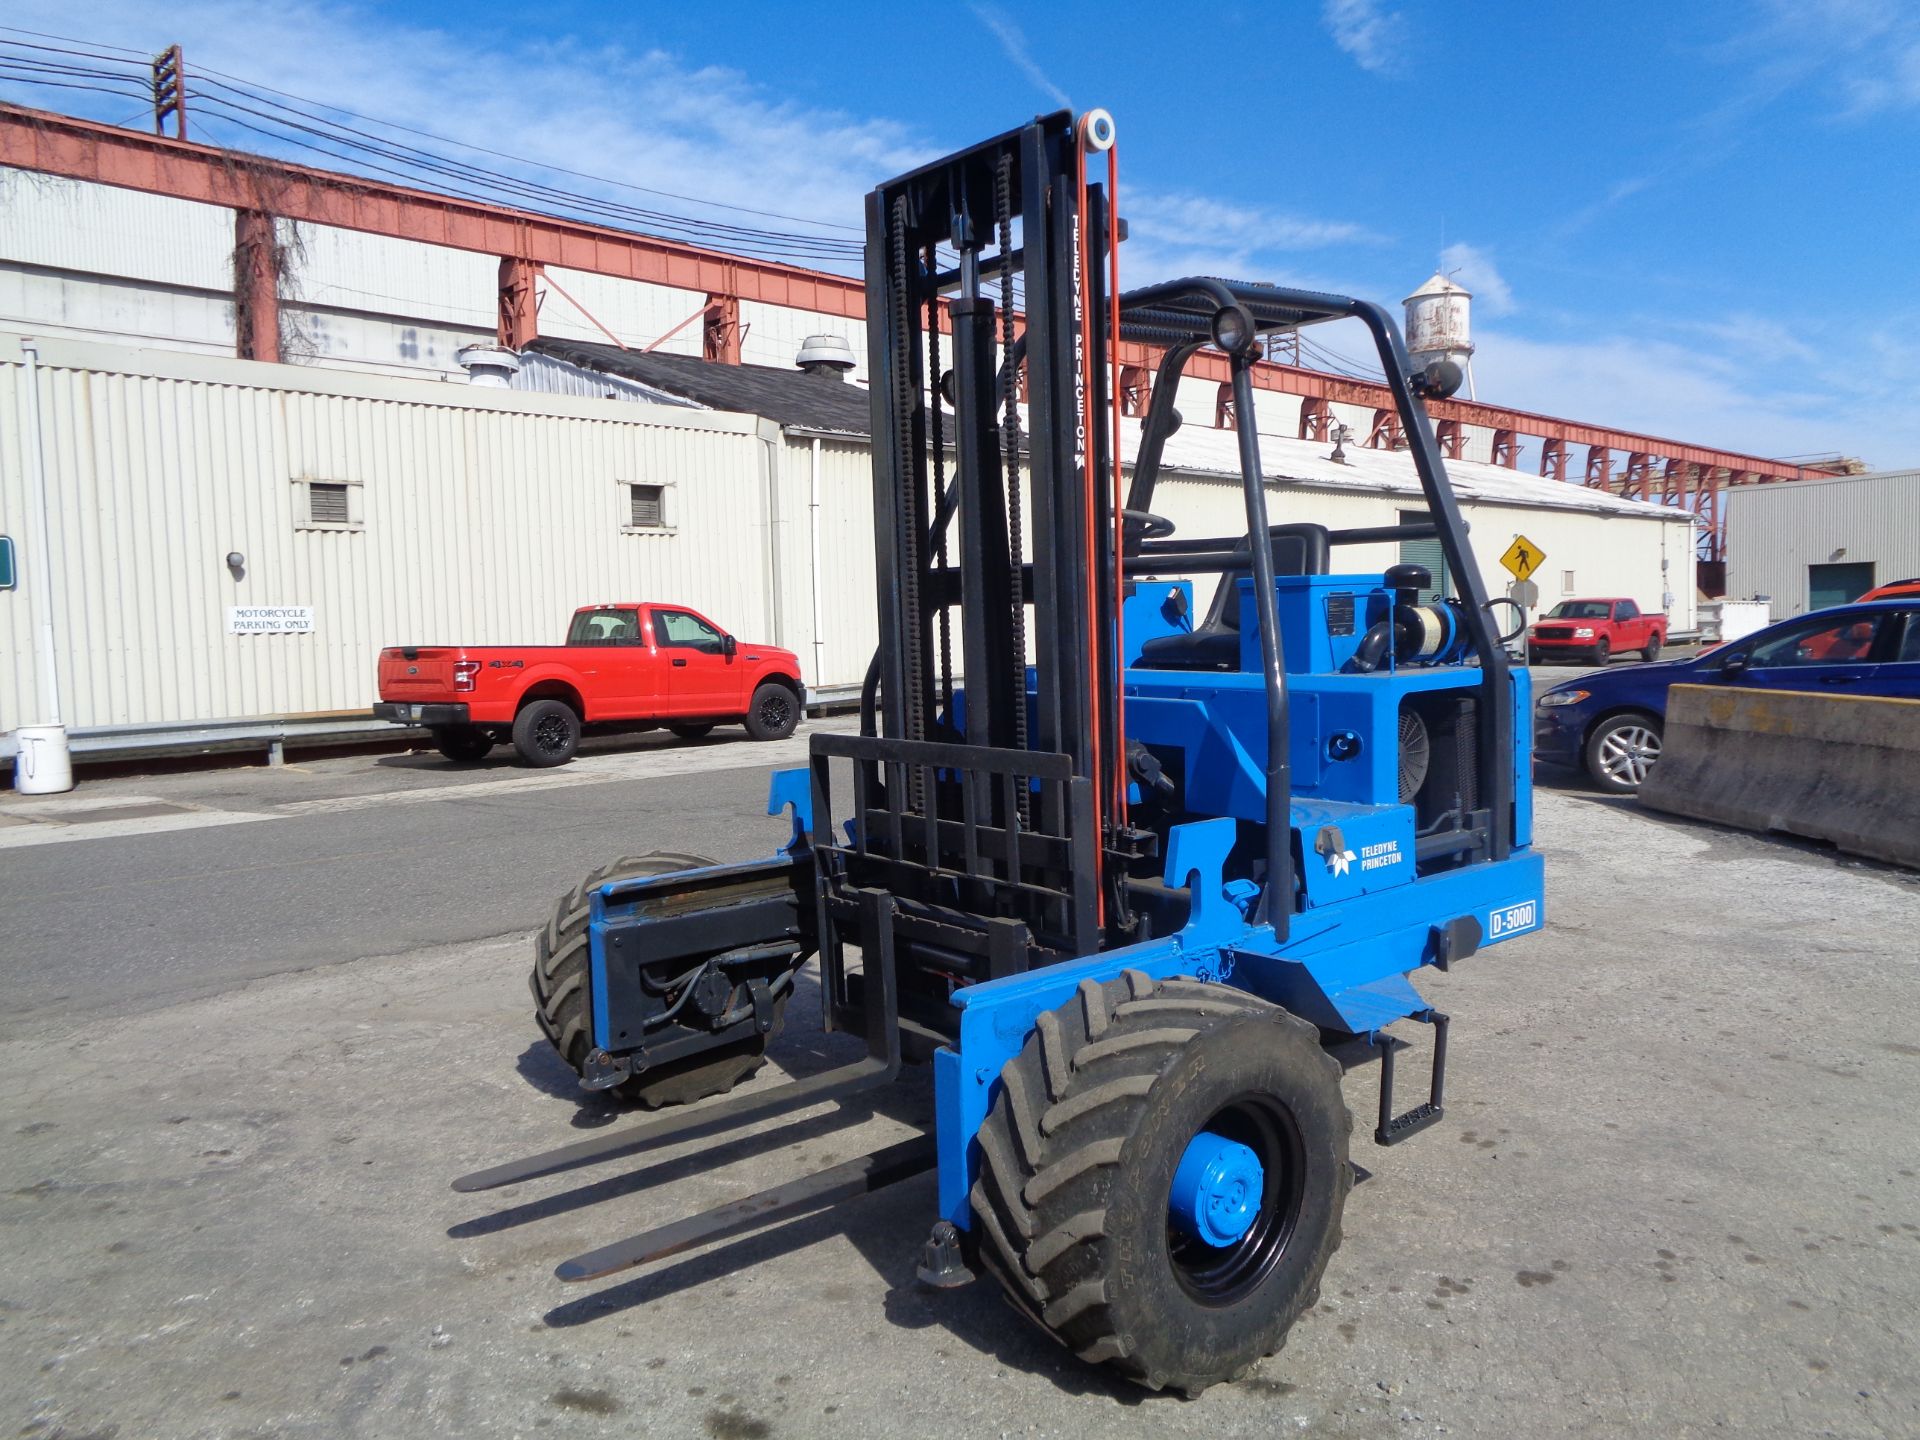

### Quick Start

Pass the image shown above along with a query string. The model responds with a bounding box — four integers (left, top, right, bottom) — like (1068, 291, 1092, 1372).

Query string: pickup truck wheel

(744, 682, 800, 741)
(1593, 637, 1611, 666)
(1643, 635, 1662, 662)
(1585, 712, 1663, 794)
(531, 852, 788, 1109)
(669, 722, 715, 740)
(430, 725, 494, 764)
(513, 698, 581, 767)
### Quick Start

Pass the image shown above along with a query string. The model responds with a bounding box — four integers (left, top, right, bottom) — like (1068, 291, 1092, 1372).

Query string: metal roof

(527, 338, 872, 434)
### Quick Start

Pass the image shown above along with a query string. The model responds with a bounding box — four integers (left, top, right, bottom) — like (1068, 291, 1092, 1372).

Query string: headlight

(1573, 627, 1595, 638)
(1539, 689, 1590, 708)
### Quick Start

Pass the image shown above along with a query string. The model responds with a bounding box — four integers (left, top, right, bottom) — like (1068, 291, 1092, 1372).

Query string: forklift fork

(452, 888, 934, 1282)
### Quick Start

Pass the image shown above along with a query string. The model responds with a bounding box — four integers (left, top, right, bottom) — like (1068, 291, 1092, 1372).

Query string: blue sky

(5, 0, 1919, 467)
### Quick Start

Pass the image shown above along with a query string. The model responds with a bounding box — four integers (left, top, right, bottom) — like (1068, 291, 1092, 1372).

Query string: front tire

(513, 698, 581, 767)
(530, 852, 788, 1108)
(744, 681, 800, 741)
(971, 971, 1351, 1396)
(430, 725, 494, 763)
(1593, 636, 1611, 665)
(1585, 711, 1663, 794)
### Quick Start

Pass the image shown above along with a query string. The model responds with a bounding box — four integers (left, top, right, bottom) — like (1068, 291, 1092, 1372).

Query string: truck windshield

(568, 608, 641, 645)
(1546, 601, 1612, 620)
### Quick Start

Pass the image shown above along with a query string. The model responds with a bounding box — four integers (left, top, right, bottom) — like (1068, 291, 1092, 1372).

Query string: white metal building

(1724, 469, 1920, 617)
(1, 329, 1694, 753)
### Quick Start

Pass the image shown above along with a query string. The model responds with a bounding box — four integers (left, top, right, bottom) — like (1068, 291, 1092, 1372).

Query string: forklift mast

(837, 110, 1130, 964)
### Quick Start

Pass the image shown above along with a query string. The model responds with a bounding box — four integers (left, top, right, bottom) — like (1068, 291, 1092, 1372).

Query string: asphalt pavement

(0, 741, 803, 1034)
(2, 725, 1917, 1439)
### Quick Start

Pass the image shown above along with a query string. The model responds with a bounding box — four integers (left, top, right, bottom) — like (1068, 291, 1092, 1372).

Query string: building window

(622, 481, 673, 533)
(1561, 569, 1576, 595)
(295, 478, 362, 531)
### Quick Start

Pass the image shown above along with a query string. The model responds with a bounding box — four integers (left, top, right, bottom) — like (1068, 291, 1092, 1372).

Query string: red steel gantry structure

(0, 102, 1828, 574)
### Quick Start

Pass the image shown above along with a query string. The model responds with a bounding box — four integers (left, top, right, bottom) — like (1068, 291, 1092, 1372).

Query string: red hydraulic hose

(1105, 140, 1128, 829)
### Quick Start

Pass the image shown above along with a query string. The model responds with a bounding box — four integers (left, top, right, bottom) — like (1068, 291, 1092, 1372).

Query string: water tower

(1403, 273, 1475, 399)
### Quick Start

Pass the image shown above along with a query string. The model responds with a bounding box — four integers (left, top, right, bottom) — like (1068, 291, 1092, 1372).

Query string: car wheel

(512, 698, 581, 767)
(1526, 645, 1540, 666)
(1594, 637, 1611, 665)
(668, 722, 715, 740)
(743, 682, 799, 741)
(1585, 712, 1662, 794)
(1643, 635, 1662, 662)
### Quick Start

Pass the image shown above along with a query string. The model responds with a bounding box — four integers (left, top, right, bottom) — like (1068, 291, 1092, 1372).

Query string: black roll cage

(1113, 278, 1516, 927)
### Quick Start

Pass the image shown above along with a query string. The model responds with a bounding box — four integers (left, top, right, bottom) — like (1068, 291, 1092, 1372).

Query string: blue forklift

(457, 110, 1545, 1396)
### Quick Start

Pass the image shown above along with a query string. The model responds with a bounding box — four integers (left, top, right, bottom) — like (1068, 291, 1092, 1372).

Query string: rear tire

(530, 852, 788, 1108)
(744, 681, 800, 741)
(513, 698, 580, 767)
(431, 725, 494, 763)
(668, 722, 715, 740)
(970, 971, 1351, 1396)
(1643, 634, 1662, 662)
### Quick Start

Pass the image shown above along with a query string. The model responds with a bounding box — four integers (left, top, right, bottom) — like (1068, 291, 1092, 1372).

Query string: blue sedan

(1534, 598, 1920, 793)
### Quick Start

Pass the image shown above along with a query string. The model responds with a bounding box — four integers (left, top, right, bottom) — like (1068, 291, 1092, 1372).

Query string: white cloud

(1437, 242, 1514, 315)
(1470, 321, 1920, 470)
(1321, 0, 1406, 74)
(1740, 1, 1920, 115)
(968, 4, 1072, 109)
(1120, 190, 1381, 287)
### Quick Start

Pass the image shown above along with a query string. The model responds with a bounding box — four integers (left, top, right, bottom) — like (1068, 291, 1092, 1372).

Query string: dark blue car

(1534, 598, 1920, 793)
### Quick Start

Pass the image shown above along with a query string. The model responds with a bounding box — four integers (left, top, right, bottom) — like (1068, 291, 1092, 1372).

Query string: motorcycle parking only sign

(228, 606, 315, 635)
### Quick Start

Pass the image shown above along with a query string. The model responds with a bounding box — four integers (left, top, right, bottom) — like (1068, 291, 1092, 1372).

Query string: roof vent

(796, 334, 856, 379)
(454, 344, 522, 388)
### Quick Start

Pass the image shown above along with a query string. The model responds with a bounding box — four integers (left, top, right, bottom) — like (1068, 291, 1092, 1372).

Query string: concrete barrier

(1639, 684, 1920, 869)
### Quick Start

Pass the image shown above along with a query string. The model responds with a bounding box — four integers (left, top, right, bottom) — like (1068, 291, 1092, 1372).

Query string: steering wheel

(1122, 509, 1177, 541)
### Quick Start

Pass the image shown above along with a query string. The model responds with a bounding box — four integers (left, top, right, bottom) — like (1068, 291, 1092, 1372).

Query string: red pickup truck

(374, 603, 805, 766)
(1526, 598, 1666, 666)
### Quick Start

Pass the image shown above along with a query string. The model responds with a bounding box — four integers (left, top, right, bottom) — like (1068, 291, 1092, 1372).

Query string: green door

(1399, 510, 1448, 603)
(1808, 561, 1875, 611)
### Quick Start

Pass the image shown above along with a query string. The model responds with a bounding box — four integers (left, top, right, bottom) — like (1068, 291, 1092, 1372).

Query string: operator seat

(1135, 523, 1330, 671)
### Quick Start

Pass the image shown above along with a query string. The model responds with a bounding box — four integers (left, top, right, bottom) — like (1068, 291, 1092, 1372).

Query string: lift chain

(996, 153, 1030, 820)
(889, 196, 927, 769)
(927, 244, 953, 715)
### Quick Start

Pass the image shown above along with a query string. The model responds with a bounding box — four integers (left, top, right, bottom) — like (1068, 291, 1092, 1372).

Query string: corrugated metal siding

(0, 334, 791, 731)
(0, 328, 1698, 739)
(1725, 472, 1920, 617)
(0, 171, 233, 290)
(541, 266, 707, 352)
(740, 300, 870, 382)
(797, 437, 881, 687)
(512, 351, 697, 406)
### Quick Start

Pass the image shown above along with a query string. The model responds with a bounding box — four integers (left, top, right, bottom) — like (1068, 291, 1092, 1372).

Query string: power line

(0, 38, 867, 269)
(186, 58, 867, 237)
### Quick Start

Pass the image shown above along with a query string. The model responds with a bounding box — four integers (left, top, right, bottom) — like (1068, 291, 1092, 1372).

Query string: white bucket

(12, 724, 74, 795)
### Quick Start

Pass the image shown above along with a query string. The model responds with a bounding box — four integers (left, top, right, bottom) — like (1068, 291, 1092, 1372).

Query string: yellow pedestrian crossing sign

(1500, 534, 1545, 581)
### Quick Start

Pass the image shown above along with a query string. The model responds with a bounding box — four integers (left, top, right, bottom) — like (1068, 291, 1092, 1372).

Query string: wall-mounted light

(226, 550, 246, 579)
